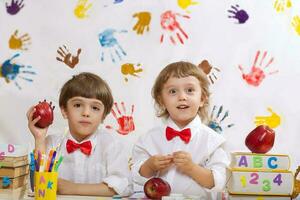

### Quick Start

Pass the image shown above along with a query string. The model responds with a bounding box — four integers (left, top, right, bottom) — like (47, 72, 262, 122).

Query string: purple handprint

(227, 4, 249, 24)
(6, 0, 25, 15)
(98, 28, 127, 63)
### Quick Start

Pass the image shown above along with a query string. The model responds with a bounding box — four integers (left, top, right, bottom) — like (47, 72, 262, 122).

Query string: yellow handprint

(292, 16, 300, 35)
(132, 12, 151, 35)
(74, 0, 92, 19)
(254, 107, 281, 128)
(8, 30, 31, 50)
(121, 63, 143, 82)
(177, 0, 199, 13)
(274, 0, 292, 13)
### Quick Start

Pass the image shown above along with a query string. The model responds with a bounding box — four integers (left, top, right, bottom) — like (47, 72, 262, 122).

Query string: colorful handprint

(8, 30, 31, 51)
(98, 28, 127, 62)
(208, 105, 234, 134)
(132, 11, 151, 35)
(227, 4, 249, 24)
(56, 45, 81, 68)
(239, 51, 278, 87)
(274, 0, 292, 13)
(198, 60, 220, 84)
(0, 54, 36, 89)
(106, 102, 135, 135)
(177, 0, 199, 13)
(160, 10, 190, 45)
(254, 107, 281, 129)
(6, 0, 24, 15)
(74, 0, 92, 19)
(121, 63, 143, 82)
(292, 16, 300, 36)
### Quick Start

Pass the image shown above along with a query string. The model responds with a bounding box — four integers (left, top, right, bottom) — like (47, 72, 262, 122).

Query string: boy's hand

(146, 154, 173, 172)
(173, 151, 195, 175)
(26, 106, 48, 140)
(57, 178, 76, 195)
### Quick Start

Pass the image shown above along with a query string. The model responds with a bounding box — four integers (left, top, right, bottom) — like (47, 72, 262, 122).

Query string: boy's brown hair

(59, 72, 113, 119)
(152, 61, 210, 124)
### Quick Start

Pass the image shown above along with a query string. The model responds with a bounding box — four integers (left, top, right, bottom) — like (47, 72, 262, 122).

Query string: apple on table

(144, 177, 171, 199)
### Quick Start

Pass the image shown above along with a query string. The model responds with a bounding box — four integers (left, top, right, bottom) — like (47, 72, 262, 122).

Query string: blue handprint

(113, 0, 124, 3)
(6, 0, 25, 15)
(0, 53, 36, 89)
(2, 176, 11, 188)
(208, 105, 234, 134)
(98, 28, 127, 63)
(227, 4, 249, 24)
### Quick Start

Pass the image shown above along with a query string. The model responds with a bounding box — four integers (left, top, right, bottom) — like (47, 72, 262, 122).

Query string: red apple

(144, 177, 171, 199)
(245, 125, 275, 154)
(32, 100, 55, 128)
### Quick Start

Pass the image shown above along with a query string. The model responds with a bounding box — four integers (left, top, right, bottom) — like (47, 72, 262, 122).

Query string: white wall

(0, 0, 299, 171)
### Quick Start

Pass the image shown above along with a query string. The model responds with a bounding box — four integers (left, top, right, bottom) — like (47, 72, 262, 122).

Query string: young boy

(27, 72, 132, 196)
(131, 61, 229, 199)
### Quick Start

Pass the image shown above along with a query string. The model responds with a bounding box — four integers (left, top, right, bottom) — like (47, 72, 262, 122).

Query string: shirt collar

(165, 115, 202, 141)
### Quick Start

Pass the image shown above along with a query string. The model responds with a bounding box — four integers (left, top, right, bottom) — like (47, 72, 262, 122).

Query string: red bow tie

(66, 139, 92, 156)
(166, 127, 191, 144)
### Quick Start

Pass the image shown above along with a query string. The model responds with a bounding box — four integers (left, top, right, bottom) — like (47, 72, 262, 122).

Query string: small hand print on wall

(121, 63, 143, 82)
(160, 10, 190, 45)
(74, 0, 92, 19)
(292, 16, 300, 36)
(8, 30, 31, 51)
(274, 0, 292, 13)
(208, 105, 234, 134)
(0, 53, 36, 89)
(239, 50, 278, 87)
(254, 107, 281, 129)
(132, 12, 151, 35)
(106, 102, 135, 135)
(6, 0, 24, 15)
(177, 0, 199, 13)
(227, 4, 249, 24)
(198, 60, 220, 84)
(56, 45, 81, 69)
(98, 29, 127, 63)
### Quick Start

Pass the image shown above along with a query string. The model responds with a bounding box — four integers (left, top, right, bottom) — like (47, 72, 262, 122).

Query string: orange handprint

(74, 0, 92, 19)
(8, 30, 31, 50)
(132, 11, 151, 35)
(160, 10, 190, 45)
(121, 63, 143, 82)
(177, 0, 199, 13)
(198, 60, 220, 84)
(106, 102, 135, 135)
(254, 107, 281, 128)
(238, 50, 278, 87)
(274, 0, 292, 13)
(56, 45, 81, 68)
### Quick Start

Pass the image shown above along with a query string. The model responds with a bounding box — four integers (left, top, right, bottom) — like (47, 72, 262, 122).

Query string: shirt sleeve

(102, 139, 133, 196)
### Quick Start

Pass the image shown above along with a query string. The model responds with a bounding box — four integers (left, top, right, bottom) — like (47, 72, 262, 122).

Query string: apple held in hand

(245, 125, 275, 154)
(33, 100, 55, 128)
(144, 177, 171, 199)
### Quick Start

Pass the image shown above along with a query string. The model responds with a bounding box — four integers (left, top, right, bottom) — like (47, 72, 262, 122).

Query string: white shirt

(46, 125, 133, 196)
(131, 116, 230, 199)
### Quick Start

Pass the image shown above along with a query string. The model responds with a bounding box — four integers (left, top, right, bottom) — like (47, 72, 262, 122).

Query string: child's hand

(57, 178, 76, 195)
(26, 106, 48, 140)
(173, 151, 195, 174)
(146, 154, 173, 172)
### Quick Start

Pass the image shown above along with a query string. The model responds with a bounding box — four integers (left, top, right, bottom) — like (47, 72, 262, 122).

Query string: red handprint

(160, 10, 190, 45)
(239, 51, 278, 87)
(106, 102, 135, 135)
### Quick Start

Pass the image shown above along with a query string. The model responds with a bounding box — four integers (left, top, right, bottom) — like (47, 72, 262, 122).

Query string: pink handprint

(160, 10, 190, 45)
(106, 102, 135, 135)
(239, 51, 278, 87)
